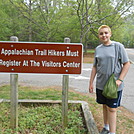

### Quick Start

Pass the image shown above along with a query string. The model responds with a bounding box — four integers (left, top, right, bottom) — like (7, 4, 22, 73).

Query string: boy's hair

(98, 25, 112, 33)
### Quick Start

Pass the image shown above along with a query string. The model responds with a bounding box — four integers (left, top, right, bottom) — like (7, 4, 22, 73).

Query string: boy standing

(89, 25, 130, 134)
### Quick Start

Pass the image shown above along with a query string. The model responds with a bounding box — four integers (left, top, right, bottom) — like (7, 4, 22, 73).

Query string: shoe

(100, 128, 109, 134)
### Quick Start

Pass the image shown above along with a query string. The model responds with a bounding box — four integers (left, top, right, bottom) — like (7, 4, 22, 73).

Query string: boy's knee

(108, 107, 117, 112)
(103, 104, 107, 108)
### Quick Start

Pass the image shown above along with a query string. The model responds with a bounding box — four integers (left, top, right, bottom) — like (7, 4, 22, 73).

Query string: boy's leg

(103, 104, 109, 127)
(100, 105, 110, 134)
(106, 91, 122, 133)
(96, 89, 110, 133)
(108, 107, 117, 133)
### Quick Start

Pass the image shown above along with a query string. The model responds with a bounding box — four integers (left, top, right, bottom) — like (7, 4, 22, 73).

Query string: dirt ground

(83, 53, 94, 63)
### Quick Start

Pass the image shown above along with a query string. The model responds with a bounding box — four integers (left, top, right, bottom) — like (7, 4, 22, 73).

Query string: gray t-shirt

(93, 41, 129, 91)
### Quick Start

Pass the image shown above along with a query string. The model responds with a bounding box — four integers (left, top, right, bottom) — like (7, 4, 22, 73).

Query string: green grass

(86, 49, 95, 54)
(0, 85, 93, 101)
(0, 85, 134, 134)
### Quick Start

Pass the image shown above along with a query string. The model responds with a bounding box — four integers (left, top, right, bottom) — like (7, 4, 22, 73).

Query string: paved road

(126, 48, 134, 63)
(0, 49, 134, 113)
(123, 48, 134, 112)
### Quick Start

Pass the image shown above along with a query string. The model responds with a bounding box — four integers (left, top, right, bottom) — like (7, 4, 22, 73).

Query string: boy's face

(98, 28, 112, 45)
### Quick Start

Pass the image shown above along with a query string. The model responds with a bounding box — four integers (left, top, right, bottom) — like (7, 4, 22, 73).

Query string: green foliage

(0, 0, 133, 48)
(0, 84, 89, 133)
(121, 14, 134, 47)
(0, 102, 87, 133)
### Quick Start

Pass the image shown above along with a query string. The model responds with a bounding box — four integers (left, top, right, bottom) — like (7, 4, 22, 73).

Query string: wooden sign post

(10, 36, 18, 129)
(62, 38, 70, 128)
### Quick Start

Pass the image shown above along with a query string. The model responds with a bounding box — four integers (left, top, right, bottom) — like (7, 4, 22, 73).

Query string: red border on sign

(0, 41, 83, 74)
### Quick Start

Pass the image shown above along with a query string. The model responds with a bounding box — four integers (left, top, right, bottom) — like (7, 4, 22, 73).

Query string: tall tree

(8, 0, 79, 42)
(75, 0, 134, 49)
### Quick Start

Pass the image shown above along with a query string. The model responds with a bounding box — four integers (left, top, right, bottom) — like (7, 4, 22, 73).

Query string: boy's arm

(89, 66, 97, 93)
(116, 61, 130, 86)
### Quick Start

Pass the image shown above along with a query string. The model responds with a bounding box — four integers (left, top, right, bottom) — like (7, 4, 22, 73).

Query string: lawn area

(0, 85, 134, 134)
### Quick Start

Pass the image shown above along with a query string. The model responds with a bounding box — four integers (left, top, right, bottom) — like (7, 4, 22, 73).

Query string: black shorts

(96, 88, 122, 108)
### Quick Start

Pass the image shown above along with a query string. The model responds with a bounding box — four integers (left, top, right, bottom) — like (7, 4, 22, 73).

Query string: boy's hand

(116, 80, 122, 87)
(89, 84, 94, 93)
